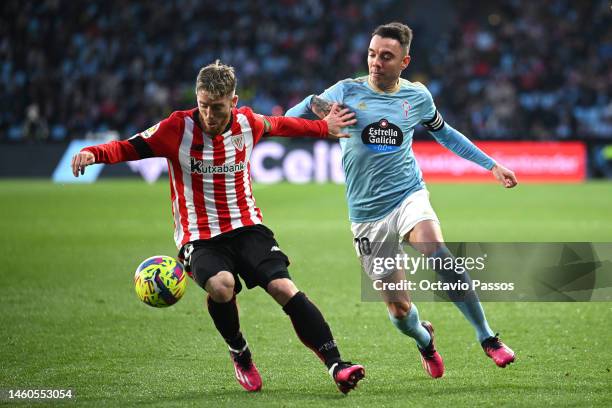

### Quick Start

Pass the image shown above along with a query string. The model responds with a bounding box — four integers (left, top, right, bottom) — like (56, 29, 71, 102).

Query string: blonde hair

(195, 60, 236, 98)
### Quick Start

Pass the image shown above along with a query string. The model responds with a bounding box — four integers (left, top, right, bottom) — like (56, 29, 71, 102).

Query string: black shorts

(179, 224, 291, 294)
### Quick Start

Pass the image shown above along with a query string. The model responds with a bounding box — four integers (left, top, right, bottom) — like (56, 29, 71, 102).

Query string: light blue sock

(430, 246, 495, 343)
(388, 303, 431, 349)
(453, 301, 495, 343)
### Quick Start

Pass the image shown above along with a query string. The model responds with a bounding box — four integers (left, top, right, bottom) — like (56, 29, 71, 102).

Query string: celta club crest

(231, 134, 244, 151)
(402, 100, 412, 118)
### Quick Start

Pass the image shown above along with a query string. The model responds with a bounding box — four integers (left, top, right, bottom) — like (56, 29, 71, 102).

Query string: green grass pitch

(1, 180, 611, 407)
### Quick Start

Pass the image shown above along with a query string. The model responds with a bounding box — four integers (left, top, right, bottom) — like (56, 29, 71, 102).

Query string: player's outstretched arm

(285, 95, 318, 119)
(69, 138, 142, 178)
(285, 95, 335, 120)
(423, 111, 517, 188)
(262, 103, 355, 139)
(71, 150, 95, 177)
(70, 116, 178, 177)
(285, 81, 345, 119)
(427, 122, 518, 188)
(491, 162, 518, 188)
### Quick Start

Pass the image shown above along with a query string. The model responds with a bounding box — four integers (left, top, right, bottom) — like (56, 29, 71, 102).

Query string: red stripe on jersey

(190, 122, 210, 239)
(212, 134, 232, 233)
(232, 118, 252, 226)
(247, 162, 263, 221)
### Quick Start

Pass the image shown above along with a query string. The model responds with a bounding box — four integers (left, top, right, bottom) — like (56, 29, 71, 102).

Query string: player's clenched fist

(491, 163, 518, 188)
(71, 150, 95, 177)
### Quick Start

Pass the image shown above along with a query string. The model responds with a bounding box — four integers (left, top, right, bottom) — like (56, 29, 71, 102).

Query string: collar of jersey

(367, 77, 401, 95)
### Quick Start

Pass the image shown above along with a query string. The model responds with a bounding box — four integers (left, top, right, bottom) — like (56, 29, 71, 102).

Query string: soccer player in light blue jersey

(286, 22, 517, 378)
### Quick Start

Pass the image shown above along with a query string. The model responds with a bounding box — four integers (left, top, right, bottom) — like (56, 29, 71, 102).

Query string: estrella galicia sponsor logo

(361, 119, 403, 152)
(190, 157, 246, 175)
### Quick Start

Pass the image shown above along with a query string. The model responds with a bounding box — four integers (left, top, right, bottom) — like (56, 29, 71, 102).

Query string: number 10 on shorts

(354, 237, 372, 256)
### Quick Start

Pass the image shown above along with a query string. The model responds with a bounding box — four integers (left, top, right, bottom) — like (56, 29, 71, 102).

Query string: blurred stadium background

(1, 1, 611, 406)
(1, 0, 611, 180)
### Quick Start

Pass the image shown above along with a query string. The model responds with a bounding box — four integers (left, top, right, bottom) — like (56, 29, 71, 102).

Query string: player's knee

(425, 243, 450, 258)
(266, 278, 298, 306)
(387, 301, 412, 319)
(411, 241, 446, 258)
(206, 271, 235, 302)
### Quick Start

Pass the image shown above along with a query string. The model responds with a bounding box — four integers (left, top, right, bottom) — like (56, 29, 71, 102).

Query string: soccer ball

(134, 255, 187, 307)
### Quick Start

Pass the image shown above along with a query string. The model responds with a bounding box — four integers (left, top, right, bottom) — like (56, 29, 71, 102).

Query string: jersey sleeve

(284, 95, 317, 119)
(417, 85, 495, 170)
(429, 123, 496, 170)
(319, 81, 345, 104)
(83, 113, 182, 163)
(82, 139, 139, 164)
(239, 106, 267, 144)
(262, 115, 328, 139)
(243, 106, 328, 143)
(418, 85, 440, 129)
(128, 113, 182, 158)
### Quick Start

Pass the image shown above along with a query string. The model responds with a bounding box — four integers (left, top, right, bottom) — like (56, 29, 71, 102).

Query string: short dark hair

(372, 22, 413, 54)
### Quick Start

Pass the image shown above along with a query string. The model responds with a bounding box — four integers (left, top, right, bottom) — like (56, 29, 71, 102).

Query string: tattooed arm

(310, 96, 335, 119)
(285, 82, 346, 119)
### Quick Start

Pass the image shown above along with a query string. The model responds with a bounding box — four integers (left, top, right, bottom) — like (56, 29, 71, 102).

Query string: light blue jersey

(286, 77, 495, 223)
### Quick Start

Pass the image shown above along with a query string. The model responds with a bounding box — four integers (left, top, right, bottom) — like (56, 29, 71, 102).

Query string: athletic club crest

(231, 134, 244, 151)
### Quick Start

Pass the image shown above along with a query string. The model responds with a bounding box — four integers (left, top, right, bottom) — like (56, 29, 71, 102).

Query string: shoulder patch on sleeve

(261, 115, 271, 129)
(142, 122, 160, 138)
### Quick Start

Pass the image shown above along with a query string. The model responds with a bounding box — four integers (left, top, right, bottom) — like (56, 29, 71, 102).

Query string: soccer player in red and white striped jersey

(71, 60, 365, 394)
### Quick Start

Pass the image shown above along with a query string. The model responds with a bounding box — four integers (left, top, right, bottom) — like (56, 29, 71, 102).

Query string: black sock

(282, 291, 341, 369)
(207, 295, 246, 351)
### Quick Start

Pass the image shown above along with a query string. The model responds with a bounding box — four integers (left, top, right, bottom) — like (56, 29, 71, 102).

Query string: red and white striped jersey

(83, 106, 327, 249)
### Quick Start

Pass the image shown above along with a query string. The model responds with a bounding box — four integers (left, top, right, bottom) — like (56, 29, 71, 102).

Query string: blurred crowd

(421, 1, 612, 141)
(1, 0, 610, 142)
